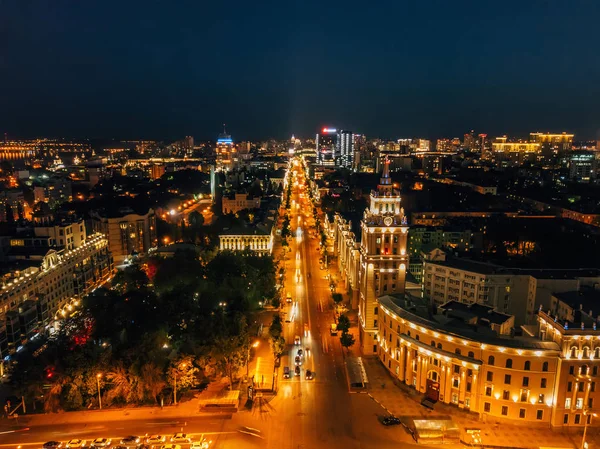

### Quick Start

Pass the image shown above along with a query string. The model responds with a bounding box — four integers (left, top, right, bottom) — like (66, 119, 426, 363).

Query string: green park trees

(336, 314, 355, 353)
(11, 249, 277, 411)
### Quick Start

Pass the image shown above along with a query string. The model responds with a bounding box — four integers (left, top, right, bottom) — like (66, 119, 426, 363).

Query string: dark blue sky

(1, 0, 599, 141)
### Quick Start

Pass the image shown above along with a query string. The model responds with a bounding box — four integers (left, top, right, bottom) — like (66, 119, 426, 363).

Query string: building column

(471, 370, 479, 411)
(399, 345, 406, 382)
(405, 347, 413, 386)
(458, 366, 467, 408)
(444, 363, 453, 404)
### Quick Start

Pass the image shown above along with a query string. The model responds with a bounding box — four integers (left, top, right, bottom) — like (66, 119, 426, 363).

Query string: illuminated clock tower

(358, 157, 409, 354)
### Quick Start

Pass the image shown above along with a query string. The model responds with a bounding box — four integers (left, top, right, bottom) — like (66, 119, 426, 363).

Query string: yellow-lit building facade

(219, 228, 274, 255)
(376, 294, 600, 427)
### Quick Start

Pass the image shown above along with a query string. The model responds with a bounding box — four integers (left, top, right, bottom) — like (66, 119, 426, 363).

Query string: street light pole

(174, 372, 177, 405)
(581, 410, 597, 449)
(96, 374, 102, 410)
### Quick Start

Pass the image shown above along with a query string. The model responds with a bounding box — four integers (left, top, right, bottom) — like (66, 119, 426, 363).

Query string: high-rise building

(492, 136, 540, 166)
(184, 136, 194, 153)
(463, 130, 476, 151)
(215, 126, 237, 171)
(357, 158, 409, 354)
(569, 151, 599, 182)
(530, 132, 574, 162)
(339, 130, 354, 168)
(316, 128, 338, 166)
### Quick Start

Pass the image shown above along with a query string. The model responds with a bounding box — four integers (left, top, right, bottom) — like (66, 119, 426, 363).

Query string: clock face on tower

(384, 216, 393, 226)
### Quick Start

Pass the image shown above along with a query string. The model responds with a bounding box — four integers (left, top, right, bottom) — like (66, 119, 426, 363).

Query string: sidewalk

(0, 398, 208, 429)
(361, 356, 591, 449)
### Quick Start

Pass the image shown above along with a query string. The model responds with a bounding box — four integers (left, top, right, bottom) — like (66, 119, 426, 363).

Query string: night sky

(1, 1, 599, 141)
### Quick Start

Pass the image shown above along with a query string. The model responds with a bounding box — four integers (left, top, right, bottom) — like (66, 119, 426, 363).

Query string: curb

(459, 442, 539, 449)
(368, 393, 392, 415)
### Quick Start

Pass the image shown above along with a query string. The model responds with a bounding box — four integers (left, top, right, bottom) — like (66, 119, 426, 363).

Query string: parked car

(190, 441, 210, 449)
(283, 366, 290, 378)
(146, 436, 165, 445)
(170, 434, 190, 443)
(382, 416, 401, 426)
(160, 445, 181, 449)
(43, 442, 63, 449)
(120, 437, 140, 445)
(91, 439, 111, 448)
(66, 440, 86, 448)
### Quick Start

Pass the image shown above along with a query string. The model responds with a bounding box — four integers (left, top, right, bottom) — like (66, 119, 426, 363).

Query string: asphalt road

(1, 160, 422, 449)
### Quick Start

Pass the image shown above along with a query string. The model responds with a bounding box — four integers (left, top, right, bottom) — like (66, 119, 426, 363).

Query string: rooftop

(378, 294, 560, 351)
(555, 287, 600, 318)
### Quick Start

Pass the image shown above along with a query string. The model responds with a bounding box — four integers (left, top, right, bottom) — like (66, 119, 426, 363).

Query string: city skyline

(2, 1, 600, 140)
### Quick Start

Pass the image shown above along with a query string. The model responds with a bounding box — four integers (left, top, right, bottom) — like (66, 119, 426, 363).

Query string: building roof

(428, 256, 600, 279)
(378, 294, 560, 351)
(428, 257, 510, 275)
(438, 300, 512, 326)
(555, 287, 600, 318)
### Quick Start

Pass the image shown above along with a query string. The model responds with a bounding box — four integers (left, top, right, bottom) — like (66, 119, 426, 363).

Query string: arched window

(595, 348, 600, 359)
(407, 330, 411, 337)
(455, 348, 462, 355)
(581, 365, 589, 376)
(437, 343, 443, 350)
(468, 351, 474, 358)
(416, 335, 420, 341)
(506, 359, 513, 369)
(488, 355, 495, 366)
(583, 347, 590, 358)
(431, 340, 436, 347)
(542, 361, 548, 372)
(524, 361, 531, 371)
(571, 347, 578, 358)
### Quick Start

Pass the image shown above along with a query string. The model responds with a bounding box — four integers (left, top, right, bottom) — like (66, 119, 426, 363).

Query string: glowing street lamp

(96, 373, 103, 409)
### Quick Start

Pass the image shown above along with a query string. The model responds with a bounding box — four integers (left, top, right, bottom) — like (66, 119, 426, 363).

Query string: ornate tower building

(358, 157, 409, 354)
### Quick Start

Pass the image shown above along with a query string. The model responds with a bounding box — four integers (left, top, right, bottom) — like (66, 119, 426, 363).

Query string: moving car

(170, 434, 190, 443)
(305, 370, 314, 380)
(330, 323, 338, 336)
(43, 442, 63, 449)
(66, 440, 86, 448)
(120, 437, 140, 445)
(295, 355, 302, 365)
(91, 439, 112, 448)
(294, 366, 300, 376)
(283, 366, 290, 378)
(381, 416, 402, 426)
(286, 293, 292, 303)
(146, 436, 165, 445)
(297, 349, 303, 357)
(294, 335, 301, 345)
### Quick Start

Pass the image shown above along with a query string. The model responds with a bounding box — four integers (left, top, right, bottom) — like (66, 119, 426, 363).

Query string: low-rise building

(222, 193, 262, 214)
